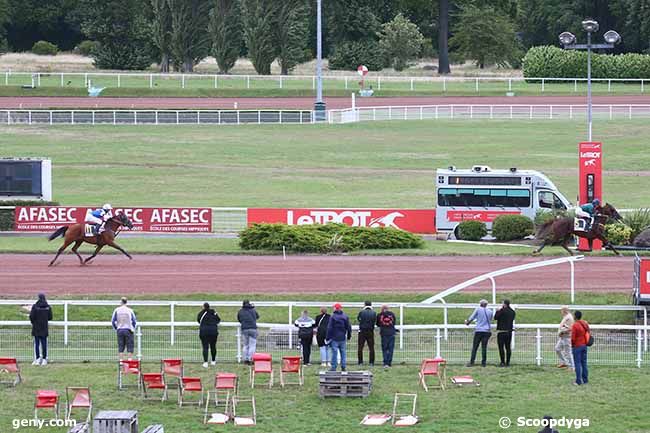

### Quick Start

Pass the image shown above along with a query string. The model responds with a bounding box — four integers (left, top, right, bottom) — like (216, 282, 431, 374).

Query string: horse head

(114, 212, 134, 229)
(599, 203, 622, 223)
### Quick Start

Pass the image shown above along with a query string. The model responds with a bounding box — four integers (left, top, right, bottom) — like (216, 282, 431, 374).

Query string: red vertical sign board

(578, 142, 603, 251)
(640, 259, 650, 297)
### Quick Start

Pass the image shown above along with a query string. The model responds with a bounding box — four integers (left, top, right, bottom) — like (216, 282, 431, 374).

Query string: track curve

(1, 254, 632, 297)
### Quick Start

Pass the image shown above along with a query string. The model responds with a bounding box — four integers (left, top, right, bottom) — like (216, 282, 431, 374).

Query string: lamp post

(559, 19, 621, 141)
(313, 0, 326, 121)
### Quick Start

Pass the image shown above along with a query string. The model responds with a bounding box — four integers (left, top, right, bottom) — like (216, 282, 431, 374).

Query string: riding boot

(93, 224, 100, 235)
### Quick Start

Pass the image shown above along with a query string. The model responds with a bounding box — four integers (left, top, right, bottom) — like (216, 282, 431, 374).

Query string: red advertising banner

(14, 206, 212, 233)
(578, 141, 603, 250)
(446, 210, 520, 223)
(640, 259, 650, 296)
(247, 208, 436, 234)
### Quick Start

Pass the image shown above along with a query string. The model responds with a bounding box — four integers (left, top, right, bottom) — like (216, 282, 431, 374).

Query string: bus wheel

(453, 225, 461, 240)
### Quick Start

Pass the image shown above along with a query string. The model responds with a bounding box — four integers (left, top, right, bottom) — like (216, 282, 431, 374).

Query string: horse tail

(48, 226, 68, 241)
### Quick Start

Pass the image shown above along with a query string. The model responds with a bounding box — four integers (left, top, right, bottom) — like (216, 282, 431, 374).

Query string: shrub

(32, 41, 58, 56)
(491, 214, 534, 241)
(239, 223, 423, 253)
(604, 223, 633, 246)
(534, 208, 569, 226)
(328, 40, 385, 71)
(456, 220, 487, 241)
(622, 208, 650, 241)
(76, 40, 99, 56)
(0, 200, 60, 231)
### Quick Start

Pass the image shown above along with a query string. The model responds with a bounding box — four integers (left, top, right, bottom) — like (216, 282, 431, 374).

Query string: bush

(32, 41, 58, 56)
(523, 45, 650, 79)
(456, 220, 487, 241)
(604, 223, 633, 246)
(491, 214, 534, 241)
(622, 208, 650, 241)
(328, 40, 386, 71)
(534, 208, 569, 226)
(76, 40, 99, 56)
(239, 223, 423, 253)
(0, 200, 60, 231)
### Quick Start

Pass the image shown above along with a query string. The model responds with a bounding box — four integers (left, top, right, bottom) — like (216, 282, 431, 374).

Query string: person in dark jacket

(30, 293, 52, 366)
(326, 303, 352, 371)
(494, 299, 516, 367)
(294, 310, 316, 365)
(237, 300, 259, 365)
(376, 304, 397, 368)
(357, 301, 377, 366)
(314, 307, 331, 367)
(197, 302, 221, 368)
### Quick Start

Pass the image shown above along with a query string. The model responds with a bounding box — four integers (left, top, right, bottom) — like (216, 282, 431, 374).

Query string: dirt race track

(0, 254, 632, 297)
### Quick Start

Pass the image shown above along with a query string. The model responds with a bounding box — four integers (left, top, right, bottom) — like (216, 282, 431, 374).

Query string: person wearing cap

(576, 198, 601, 232)
(30, 293, 52, 366)
(357, 300, 376, 366)
(464, 299, 493, 367)
(237, 300, 259, 365)
(326, 303, 352, 371)
(376, 304, 397, 368)
(111, 297, 137, 361)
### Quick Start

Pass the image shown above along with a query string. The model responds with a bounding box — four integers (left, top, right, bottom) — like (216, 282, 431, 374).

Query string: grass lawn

(1, 120, 649, 209)
(0, 363, 647, 433)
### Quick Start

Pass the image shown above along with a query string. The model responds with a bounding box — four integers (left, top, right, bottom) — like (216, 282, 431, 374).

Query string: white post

(410, 78, 414, 91)
(609, 105, 613, 120)
(155, 111, 158, 125)
(388, 106, 392, 120)
(113, 111, 116, 125)
(443, 304, 448, 340)
(246, 75, 250, 89)
(399, 304, 404, 350)
(92, 111, 95, 125)
(37, 73, 41, 87)
(489, 276, 496, 313)
(64, 302, 69, 346)
(435, 328, 441, 358)
(536, 328, 542, 366)
(470, 106, 473, 119)
(214, 75, 218, 89)
(258, 110, 261, 124)
(170, 303, 175, 346)
(345, 76, 348, 89)
(629, 105, 632, 120)
(149, 74, 153, 88)
(475, 77, 479, 92)
(541, 78, 545, 92)
(50, 111, 52, 125)
(136, 326, 142, 360)
(419, 106, 423, 120)
(443, 76, 446, 92)
(71, 111, 75, 125)
(637, 330, 643, 368)
(279, 76, 283, 89)
(608, 79, 611, 92)
(182, 74, 185, 89)
(236, 327, 242, 363)
(28, 111, 31, 125)
(549, 105, 553, 120)
(60, 73, 64, 87)
(529, 106, 533, 119)
(574, 79, 577, 92)
(351, 92, 355, 110)
(490, 105, 493, 119)
(134, 111, 137, 125)
(508, 78, 512, 92)
(644, 308, 648, 352)
(84, 73, 88, 87)
(288, 303, 293, 350)
(450, 106, 454, 119)
(5, 71, 8, 85)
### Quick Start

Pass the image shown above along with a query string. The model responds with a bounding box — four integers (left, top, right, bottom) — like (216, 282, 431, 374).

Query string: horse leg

(533, 241, 546, 255)
(561, 241, 574, 256)
(599, 236, 621, 256)
(84, 245, 104, 264)
(71, 240, 84, 265)
(107, 241, 132, 260)
(49, 239, 73, 267)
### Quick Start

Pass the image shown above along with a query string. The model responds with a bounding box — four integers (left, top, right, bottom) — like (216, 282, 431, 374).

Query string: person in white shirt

(111, 297, 137, 360)
(555, 306, 574, 369)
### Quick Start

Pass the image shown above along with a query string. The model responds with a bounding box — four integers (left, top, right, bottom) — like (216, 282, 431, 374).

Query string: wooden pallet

(319, 371, 372, 398)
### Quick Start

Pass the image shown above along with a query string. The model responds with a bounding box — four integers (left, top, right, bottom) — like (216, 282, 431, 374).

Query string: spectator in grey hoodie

(465, 299, 493, 367)
(30, 293, 52, 366)
(237, 300, 259, 365)
(111, 297, 137, 361)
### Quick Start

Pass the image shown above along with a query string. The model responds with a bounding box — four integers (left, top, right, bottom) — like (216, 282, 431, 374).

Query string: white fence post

(399, 304, 404, 350)
(182, 74, 185, 89)
(644, 308, 648, 352)
(50, 111, 52, 125)
(149, 74, 153, 88)
(475, 77, 479, 92)
(113, 111, 116, 125)
(5, 71, 8, 85)
(410, 78, 414, 91)
(574, 79, 577, 92)
(608, 79, 611, 92)
(170, 303, 175, 346)
(609, 105, 613, 120)
(344, 76, 348, 89)
(136, 326, 142, 360)
(246, 75, 250, 89)
(92, 111, 95, 125)
(541, 78, 545, 92)
(288, 303, 293, 349)
(629, 105, 632, 120)
(536, 328, 542, 366)
(214, 75, 218, 89)
(443, 305, 448, 340)
(64, 302, 69, 346)
(117, 74, 121, 88)
(236, 327, 242, 363)
(637, 330, 643, 368)
(435, 328, 441, 358)
(28, 111, 31, 125)
(279, 76, 283, 89)
(508, 78, 512, 92)
(60, 73, 64, 87)
(443, 76, 446, 92)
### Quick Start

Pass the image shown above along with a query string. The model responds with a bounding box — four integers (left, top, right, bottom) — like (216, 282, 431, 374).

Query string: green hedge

(522, 45, 650, 79)
(604, 223, 633, 246)
(492, 214, 534, 242)
(32, 40, 58, 56)
(239, 223, 424, 253)
(0, 200, 59, 231)
(328, 40, 386, 71)
(456, 220, 487, 241)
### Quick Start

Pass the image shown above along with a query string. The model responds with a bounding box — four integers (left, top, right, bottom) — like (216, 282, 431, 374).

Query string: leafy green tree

(241, 0, 277, 75)
(149, 0, 172, 72)
(208, 0, 243, 74)
(379, 13, 424, 70)
(274, 0, 310, 75)
(326, 0, 380, 45)
(167, 0, 211, 72)
(449, 4, 521, 68)
(0, 0, 8, 51)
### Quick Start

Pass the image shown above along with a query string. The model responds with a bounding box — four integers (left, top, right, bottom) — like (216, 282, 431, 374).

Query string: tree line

(1, 0, 650, 74)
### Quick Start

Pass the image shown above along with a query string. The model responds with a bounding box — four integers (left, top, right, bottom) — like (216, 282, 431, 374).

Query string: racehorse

(534, 203, 623, 256)
(48, 212, 134, 266)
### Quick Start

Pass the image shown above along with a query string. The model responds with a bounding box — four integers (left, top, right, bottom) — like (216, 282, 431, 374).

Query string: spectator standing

(294, 310, 316, 365)
(237, 300, 259, 365)
(111, 297, 137, 360)
(538, 415, 559, 433)
(357, 301, 377, 366)
(197, 302, 221, 368)
(314, 307, 331, 367)
(376, 304, 397, 369)
(571, 310, 590, 385)
(494, 299, 516, 367)
(30, 293, 52, 366)
(326, 303, 352, 372)
(464, 299, 493, 367)
(555, 306, 574, 369)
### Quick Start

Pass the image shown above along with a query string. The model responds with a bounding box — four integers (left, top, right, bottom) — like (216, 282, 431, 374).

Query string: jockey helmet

(103, 203, 113, 211)
(592, 199, 601, 207)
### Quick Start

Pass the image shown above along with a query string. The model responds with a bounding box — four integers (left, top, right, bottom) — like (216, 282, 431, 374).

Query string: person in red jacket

(571, 311, 590, 385)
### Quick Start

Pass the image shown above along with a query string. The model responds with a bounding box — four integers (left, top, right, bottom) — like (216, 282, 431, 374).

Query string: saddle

(84, 224, 100, 237)
(573, 218, 590, 232)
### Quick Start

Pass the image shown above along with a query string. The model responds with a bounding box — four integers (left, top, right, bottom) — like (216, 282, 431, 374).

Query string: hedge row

(456, 220, 487, 241)
(522, 45, 650, 79)
(0, 200, 59, 231)
(239, 223, 424, 253)
(492, 215, 534, 241)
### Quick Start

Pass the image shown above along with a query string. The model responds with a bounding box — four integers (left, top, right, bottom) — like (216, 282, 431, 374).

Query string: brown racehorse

(47, 212, 134, 266)
(534, 203, 622, 256)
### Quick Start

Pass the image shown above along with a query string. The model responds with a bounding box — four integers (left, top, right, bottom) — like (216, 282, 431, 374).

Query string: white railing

(0, 109, 313, 125)
(3, 71, 650, 94)
(327, 104, 650, 123)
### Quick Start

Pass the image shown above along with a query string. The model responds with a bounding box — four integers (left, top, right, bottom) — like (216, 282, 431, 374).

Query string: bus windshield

(438, 188, 531, 208)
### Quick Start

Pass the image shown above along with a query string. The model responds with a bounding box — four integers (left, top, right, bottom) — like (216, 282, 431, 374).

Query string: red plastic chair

(141, 373, 167, 401)
(179, 377, 203, 407)
(35, 390, 59, 420)
(66, 387, 92, 423)
(418, 357, 446, 392)
(118, 359, 142, 390)
(280, 356, 303, 388)
(0, 357, 21, 386)
(250, 353, 273, 389)
(203, 373, 238, 424)
(161, 358, 183, 393)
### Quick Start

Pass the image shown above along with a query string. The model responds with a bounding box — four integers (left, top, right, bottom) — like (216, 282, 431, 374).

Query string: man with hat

(326, 303, 352, 371)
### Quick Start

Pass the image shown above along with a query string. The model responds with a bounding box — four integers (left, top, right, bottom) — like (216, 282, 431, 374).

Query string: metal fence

(5, 71, 650, 94)
(0, 109, 313, 125)
(327, 104, 650, 123)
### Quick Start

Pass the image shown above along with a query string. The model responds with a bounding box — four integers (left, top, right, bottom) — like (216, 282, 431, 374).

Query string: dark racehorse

(48, 212, 134, 266)
(534, 203, 623, 255)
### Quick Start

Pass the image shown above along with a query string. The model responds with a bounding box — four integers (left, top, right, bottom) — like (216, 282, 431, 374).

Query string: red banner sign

(247, 208, 436, 234)
(14, 206, 212, 233)
(641, 259, 650, 296)
(578, 141, 603, 250)
(446, 210, 520, 223)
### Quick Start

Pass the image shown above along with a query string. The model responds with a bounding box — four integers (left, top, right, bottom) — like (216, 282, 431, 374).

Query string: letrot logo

(368, 212, 405, 229)
(584, 159, 596, 167)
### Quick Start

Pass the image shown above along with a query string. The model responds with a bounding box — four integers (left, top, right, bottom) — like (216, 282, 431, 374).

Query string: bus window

(438, 188, 530, 208)
(538, 191, 567, 210)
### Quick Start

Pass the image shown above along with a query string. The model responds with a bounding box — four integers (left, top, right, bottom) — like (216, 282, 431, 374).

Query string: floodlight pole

(586, 31, 592, 141)
(314, 0, 326, 121)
